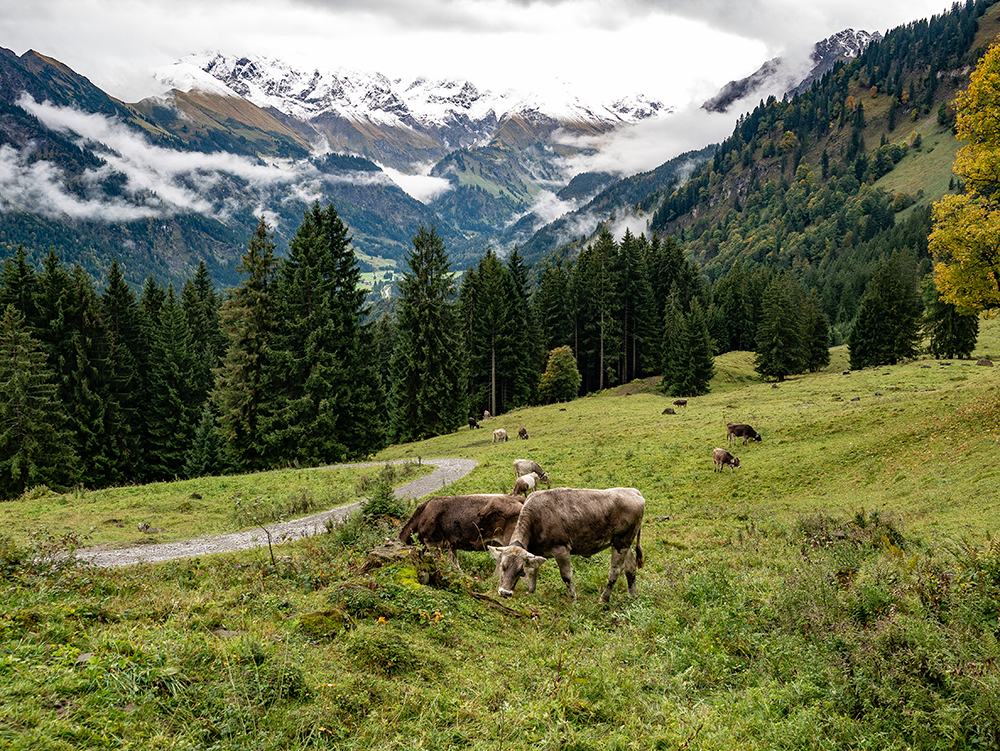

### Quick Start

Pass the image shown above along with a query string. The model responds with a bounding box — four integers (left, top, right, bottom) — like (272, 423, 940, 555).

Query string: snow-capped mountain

(155, 52, 668, 161)
(703, 29, 882, 113)
(161, 52, 666, 128)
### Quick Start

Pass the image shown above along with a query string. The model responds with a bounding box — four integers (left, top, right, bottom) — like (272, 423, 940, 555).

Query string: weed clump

(345, 624, 417, 677)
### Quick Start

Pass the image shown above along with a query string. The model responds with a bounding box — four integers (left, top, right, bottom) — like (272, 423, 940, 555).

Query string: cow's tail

(634, 521, 644, 569)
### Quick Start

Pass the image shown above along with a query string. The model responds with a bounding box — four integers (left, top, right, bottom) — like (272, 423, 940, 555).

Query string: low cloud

(379, 163, 454, 204)
(4, 95, 432, 224)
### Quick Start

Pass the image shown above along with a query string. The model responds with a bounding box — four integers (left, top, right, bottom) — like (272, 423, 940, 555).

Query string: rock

(977, 358, 994, 367)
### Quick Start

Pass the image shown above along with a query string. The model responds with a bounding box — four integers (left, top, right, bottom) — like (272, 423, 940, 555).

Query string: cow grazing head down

(492, 428, 508, 443)
(512, 471, 540, 497)
(713, 447, 740, 473)
(727, 422, 762, 446)
(489, 487, 645, 603)
(518, 427, 529, 439)
(490, 542, 547, 596)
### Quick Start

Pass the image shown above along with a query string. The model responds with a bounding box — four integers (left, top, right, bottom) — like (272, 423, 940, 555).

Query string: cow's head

(489, 544, 546, 597)
(730, 456, 741, 468)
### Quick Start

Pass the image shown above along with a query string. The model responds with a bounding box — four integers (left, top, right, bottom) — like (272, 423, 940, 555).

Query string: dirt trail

(73, 458, 478, 568)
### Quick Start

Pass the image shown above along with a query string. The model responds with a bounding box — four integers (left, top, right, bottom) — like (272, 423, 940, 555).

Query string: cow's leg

(600, 546, 630, 603)
(623, 548, 638, 596)
(551, 547, 576, 598)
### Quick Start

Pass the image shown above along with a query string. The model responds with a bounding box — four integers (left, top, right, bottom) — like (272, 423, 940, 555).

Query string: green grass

(2, 320, 1000, 750)
(0, 463, 434, 548)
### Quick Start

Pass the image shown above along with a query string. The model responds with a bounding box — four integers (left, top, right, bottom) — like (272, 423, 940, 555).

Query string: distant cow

(483, 410, 491, 421)
(518, 427, 529, 440)
(513, 459, 549, 488)
(513, 471, 540, 497)
(727, 422, 762, 446)
(673, 399, 688, 407)
(489, 487, 645, 602)
(492, 428, 508, 443)
(398, 494, 524, 558)
(468, 416, 481, 429)
(713, 447, 740, 473)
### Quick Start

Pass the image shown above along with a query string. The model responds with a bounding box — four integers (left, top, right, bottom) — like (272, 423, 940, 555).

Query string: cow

(512, 471, 540, 497)
(518, 427, 529, 440)
(727, 422, 762, 446)
(492, 428, 508, 443)
(468, 416, 481, 429)
(713, 447, 740, 473)
(489, 487, 645, 603)
(513, 459, 549, 488)
(673, 399, 688, 407)
(483, 410, 491, 421)
(398, 494, 524, 560)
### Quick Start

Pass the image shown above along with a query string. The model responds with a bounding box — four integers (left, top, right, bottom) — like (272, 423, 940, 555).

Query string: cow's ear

(526, 553, 547, 569)
(488, 546, 503, 562)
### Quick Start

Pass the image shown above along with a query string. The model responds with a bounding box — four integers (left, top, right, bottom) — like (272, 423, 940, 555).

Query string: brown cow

(727, 422, 762, 446)
(713, 447, 741, 473)
(513, 459, 549, 488)
(489, 487, 645, 602)
(398, 494, 524, 557)
(518, 427, 530, 440)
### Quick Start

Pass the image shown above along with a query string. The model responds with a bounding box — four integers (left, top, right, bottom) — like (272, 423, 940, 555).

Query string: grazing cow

(468, 416, 481, 429)
(513, 459, 550, 488)
(727, 422, 762, 446)
(398, 494, 524, 558)
(518, 427, 529, 440)
(492, 428, 508, 443)
(483, 410, 491, 421)
(713, 447, 740, 473)
(673, 399, 688, 407)
(512, 471, 540, 497)
(489, 487, 645, 602)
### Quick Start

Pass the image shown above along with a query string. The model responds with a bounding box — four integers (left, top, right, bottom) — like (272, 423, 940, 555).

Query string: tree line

(1, 194, 980, 500)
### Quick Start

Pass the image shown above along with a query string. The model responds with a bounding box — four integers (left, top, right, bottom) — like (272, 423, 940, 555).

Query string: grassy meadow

(2, 320, 1000, 750)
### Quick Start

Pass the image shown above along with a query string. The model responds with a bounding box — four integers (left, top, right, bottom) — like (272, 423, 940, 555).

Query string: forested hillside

(641, 0, 1000, 340)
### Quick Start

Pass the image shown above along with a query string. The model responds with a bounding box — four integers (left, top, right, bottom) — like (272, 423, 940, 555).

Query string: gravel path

(73, 458, 478, 568)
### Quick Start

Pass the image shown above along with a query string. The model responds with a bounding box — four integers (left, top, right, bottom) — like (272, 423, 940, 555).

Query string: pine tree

(616, 229, 657, 383)
(213, 217, 279, 471)
(506, 247, 545, 406)
(390, 225, 466, 442)
(0, 245, 40, 328)
(849, 254, 922, 369)
(459, 249, 519, 417)
(181, 261, 225, 403)
(925, 292, 979, 359)
(267, 202, 383, 465)
(144, 285, 199, 481)
(672, 298, 715, 396)
(184, 404, 225, 479)
(100, 260, 146, 481)
(0, 305, 78, 499)
(533, 260, 573, 353)
(754, 273, 807, 381)
(571, 228, 621, 393)
(803, 289, 832, 372)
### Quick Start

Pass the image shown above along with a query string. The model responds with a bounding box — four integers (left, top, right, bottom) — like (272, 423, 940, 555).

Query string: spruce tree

(144, 285, 199, 481)
(267, 202, 383, 465)
(803, 289, 832, 372)
(0, 305, 78, 499)
(925, 293, 979, 359)
(214, 218, 279, 471)
(0, 245, 40, 328)
(390, 225, 466, 442)
(616, 229, 657, 383)
(571, 228, 621, 393)
(184, 404, 225, 479)
(182, 261, 225, 403)
(754, 273, 807, 381)
(849, 254, 922, 369)
(672, 298, 715, 396)
(533, 260, 573, 353)
(100, 260, 145, 480)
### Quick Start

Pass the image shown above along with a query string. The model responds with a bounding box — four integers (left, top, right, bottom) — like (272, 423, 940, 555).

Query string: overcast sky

(3, 0, 956, 106)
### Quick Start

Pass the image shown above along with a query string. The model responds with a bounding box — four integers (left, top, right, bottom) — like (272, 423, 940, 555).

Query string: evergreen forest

(2, 0, 999, 500)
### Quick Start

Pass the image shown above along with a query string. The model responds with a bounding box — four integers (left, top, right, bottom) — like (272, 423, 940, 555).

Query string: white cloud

(378, 164, 454, 204)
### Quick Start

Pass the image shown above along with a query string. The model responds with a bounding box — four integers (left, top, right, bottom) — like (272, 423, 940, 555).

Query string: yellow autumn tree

(929, 43, 1000, 315)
